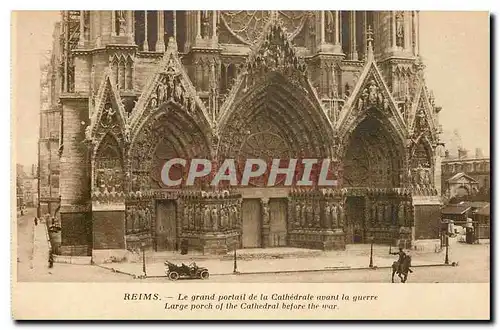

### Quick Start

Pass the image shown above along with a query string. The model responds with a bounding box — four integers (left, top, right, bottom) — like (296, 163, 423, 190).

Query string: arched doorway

(129, 103, 213, 251)
(342, 115, 405, 243)
(218, 72, 333, 248)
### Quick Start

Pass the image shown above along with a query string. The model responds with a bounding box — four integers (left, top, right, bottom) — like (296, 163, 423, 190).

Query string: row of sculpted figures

(181, 199, 242, 232)
(289, 198, 346, 231)
(368, 199, 414, 228)
(125, 200, 154, 234)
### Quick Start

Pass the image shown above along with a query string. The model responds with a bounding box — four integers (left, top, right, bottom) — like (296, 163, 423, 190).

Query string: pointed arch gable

(218, 15, 333, 144)
(336, 55, 407, 146)
(128, 37, 212, 141)
(92, 131, 125, 194)
(88, 68, 128, 158)
(410, 82, 438, 143)
(217, 71, 334, 159)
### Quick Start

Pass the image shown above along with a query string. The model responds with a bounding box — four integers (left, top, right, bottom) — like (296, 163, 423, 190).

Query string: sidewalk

(99, 243, 455, 278)
(31, 221, 51, 272)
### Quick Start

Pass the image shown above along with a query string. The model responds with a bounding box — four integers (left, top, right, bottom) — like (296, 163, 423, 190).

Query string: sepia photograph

(11, 9, 490, 320)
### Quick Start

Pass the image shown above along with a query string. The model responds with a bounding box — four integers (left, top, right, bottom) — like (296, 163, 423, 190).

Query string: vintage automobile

(164, 261, 209, 281)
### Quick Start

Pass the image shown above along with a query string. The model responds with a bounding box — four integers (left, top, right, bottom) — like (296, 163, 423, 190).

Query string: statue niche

(94, 134, 124, 194)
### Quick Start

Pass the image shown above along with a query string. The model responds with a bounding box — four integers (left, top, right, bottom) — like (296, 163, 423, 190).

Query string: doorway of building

(346, 196, 366, 243)
(155, 200, 177, 251)
(241, 199, 262, 248)
(269, 198, 288, 247)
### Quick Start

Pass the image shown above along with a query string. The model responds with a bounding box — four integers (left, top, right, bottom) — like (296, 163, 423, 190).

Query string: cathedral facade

(46, 10, 444, 260)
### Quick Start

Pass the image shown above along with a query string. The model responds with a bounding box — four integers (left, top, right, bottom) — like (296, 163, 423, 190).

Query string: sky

(11, 11, 490, 168)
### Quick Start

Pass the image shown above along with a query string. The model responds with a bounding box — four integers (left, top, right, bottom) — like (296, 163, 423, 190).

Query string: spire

(366, 25, 374, 62)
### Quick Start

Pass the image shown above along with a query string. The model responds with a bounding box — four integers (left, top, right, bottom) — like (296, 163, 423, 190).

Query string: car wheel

(169, 271, 179, 281)
(200, 270, 209, 280)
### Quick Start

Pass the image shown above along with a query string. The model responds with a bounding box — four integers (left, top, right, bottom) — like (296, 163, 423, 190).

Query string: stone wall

(59, 97, 92, 255)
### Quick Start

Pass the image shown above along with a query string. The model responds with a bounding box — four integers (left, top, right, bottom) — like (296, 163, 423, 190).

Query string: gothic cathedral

(42, 11, 443, 260)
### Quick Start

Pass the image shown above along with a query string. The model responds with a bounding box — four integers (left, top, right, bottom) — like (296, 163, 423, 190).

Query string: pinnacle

(366, 25, 374, 62)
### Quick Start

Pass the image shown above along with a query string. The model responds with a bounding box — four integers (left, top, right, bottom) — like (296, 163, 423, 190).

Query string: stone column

(335, 11, 340, 45)
(59, 97, 92, 256)
(143, 11, 149, 51)
(212, 11, 217, 39)
(111, 11, 116, 36)
(414, 11, 420, 55)
(391, 11, 397, 50)
(95, 11, 102, 47)
(404, 11, 411, 51)
(320, 11, 325, 44)
(79, 11, 85, 46)
(196, 11, 202, 39)
(157, 11, 165, 52)
(350, 11, 358, 60)
(261, 198, 270, 248)
(127, 10, 133, 43)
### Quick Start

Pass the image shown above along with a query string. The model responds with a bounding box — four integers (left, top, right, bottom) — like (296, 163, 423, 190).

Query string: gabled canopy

(217, 13, 332, 135)
(87, 68, 128, 155)
(409, 80, 439, 144)
(128, 37, 212, 142)
(335, 41, 407, 147)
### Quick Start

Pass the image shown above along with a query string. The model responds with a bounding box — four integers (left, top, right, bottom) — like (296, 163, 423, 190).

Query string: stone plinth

(288, 229, 345, 250)
(288, 189, 347, 250)
(91, 195, 127, 262)
(178, 190, 243, 254)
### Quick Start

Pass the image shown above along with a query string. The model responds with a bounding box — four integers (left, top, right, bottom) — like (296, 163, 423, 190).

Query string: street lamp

(444, 234, 450, 265)
(141, 242, 147, 276)
(233, 242, 239, 274)
(369, 236, 374, 268)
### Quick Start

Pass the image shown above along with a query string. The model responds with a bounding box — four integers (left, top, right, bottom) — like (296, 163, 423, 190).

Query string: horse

(391, 255, 412, 283)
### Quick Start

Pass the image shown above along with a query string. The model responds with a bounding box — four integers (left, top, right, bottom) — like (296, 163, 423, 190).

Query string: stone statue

(150, 97, 157, 108)
(398, 202, 405, 226)
(396, 12, 405, 47)
(211, 206, 218, 230)
(313, 204, 321, 228)
(158, 83, 166, 103)
(337, 204, 344, 228)
(235, 205, 241, 227)
(85, 125, 92, 142)
(295, 203, 302, 226)
(183, 204, 189, 229)
(262, 202, 270, 225)
(174, 79, 183, 103)
(306, 204, 313, 227)
(323, 204, 331, 229)
(331, 204, 338, 228)
(194, 204, 202, 230)
(203, 205, 211, 230)
(116, 11, 126, 35)
(125, 207, 132, 232)
(368, 80, 378, 105)
(166, 76, 174, 99)
(102, 105, 116, 128)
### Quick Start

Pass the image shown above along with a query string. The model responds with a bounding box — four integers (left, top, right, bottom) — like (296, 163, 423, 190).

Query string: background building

(44, 11, 443, 259)
(38, 22, 62, 218)
(441, 147, 490, 201)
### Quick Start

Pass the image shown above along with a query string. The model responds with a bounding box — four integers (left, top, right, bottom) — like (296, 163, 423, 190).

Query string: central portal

(241, 199, 262, 248)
